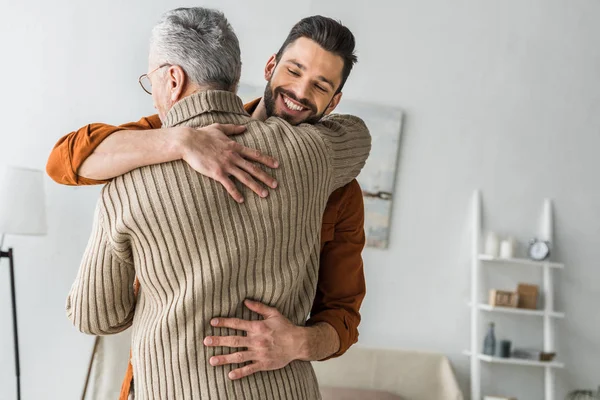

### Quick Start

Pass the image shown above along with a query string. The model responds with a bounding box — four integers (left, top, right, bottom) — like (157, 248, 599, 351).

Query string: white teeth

(283, 96, 304, 112)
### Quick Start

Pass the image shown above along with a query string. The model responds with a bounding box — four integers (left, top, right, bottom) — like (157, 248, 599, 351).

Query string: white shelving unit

(466, 190, 564, 400)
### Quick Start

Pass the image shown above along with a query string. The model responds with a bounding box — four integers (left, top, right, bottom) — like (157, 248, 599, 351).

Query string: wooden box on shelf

(489, 290, 519, 308)
(517, 283, 539, 310)
(512, 348, 556, 362)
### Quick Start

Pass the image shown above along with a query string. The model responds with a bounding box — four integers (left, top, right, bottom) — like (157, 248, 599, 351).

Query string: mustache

(274, 87, 317, 113)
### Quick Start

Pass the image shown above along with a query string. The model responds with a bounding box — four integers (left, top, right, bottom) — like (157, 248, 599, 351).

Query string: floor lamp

(0, 166, 47, 400)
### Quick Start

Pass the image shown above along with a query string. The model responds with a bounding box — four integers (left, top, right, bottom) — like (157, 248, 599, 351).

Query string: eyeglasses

(138, 63, 171, 95)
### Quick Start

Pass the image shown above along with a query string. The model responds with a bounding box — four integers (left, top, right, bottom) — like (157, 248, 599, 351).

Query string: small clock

(528, 238, 551, 261)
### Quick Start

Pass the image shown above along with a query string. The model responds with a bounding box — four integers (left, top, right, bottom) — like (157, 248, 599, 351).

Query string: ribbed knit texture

(67, 90, 371, 400)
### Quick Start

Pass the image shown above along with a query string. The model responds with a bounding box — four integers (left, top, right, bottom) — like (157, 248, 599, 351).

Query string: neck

(252, 98, 269, 121)
(182, 85, 227, 99)
(164, 85, 234, 123)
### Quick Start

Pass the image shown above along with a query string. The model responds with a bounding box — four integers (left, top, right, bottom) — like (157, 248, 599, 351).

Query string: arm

(78, 126, 187, 181)
(46, 115, 162, 185)
(66, 198, 136, 335)
(47, 116, 279, 202)
(296, 322, 341, 361)
(311, 114, 372, 191)
(305, 179, 366, 360)
(204, 300, 340, 380)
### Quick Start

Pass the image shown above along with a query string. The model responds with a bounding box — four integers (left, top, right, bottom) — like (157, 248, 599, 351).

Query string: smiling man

(261, 39, 343, 124)
(202, 16, 366, 384)
(48, 13, 368, 400)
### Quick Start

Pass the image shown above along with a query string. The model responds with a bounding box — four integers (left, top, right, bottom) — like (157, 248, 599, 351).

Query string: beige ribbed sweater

(67, 90, 371, 400)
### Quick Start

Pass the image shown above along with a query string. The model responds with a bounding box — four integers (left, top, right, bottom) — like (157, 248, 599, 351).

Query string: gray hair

(150, 7, 241, 91)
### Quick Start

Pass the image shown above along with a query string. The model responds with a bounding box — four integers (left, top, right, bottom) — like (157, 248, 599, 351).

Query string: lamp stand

(1, 248, 21, 400)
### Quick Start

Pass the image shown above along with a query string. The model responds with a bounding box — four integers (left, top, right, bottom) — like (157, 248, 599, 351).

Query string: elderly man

(65, 7, 370, 400)
(50, 12, 368, 397)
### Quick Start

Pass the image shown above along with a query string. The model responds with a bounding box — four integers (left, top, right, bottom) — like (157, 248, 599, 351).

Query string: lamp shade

(0, 166, 47, 236)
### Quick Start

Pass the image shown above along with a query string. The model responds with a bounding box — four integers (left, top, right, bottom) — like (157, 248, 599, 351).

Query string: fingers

(243, 299, 280, 318)
(188, 123, 280, 200)
(210, 317, 254, 332)
(215, 174, 244, 204)
(207, 123, 246, 136)
(209, 351, 255, 367)
(235, 157, 278, 189)
(238, 146, 279, 169)
(204, 335, 251, 349)
(229, 363, 261, 380)
(228, 168, 269, 199)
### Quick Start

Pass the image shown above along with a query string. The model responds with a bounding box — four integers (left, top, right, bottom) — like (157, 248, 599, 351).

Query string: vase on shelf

(482, 322, 496, 356)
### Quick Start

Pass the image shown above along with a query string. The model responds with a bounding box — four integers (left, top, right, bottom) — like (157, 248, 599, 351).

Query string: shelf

(469, 193, 563, 400)
(463, 351, 564, 368)
(468, 303, 565, 318)
(478, 254, 564, 269)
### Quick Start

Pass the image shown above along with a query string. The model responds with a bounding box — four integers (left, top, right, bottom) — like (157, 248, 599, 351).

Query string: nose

(291, 78, 312, 102)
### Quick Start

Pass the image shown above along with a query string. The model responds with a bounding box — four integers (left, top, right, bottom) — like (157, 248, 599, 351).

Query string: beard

(263, 80, 325, 125)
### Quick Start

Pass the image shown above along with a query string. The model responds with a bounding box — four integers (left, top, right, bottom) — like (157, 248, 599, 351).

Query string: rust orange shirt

(47, 100, 366, 397)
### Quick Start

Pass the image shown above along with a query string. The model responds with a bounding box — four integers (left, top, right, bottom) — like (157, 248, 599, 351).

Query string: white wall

(1, 0, 599, 399)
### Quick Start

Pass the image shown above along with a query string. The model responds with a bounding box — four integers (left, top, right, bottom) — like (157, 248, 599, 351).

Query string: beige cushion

(320, 386, 404, 400)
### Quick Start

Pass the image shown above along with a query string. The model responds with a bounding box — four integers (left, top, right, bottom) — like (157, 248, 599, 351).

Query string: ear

(324, 92, 343, 115)
(168, 65, 187, 102)
(264, 54, 277, 81)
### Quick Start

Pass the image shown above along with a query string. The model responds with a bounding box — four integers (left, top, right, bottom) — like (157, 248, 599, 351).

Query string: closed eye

(288, 68, 300, 77)
(315, 84, 327, 93)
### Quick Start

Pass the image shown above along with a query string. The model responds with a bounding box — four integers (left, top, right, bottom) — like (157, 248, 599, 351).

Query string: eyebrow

(286, 59, 336, 90)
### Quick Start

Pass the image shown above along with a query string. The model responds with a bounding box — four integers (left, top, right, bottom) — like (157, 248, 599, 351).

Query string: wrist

(298, 322, 341, 362)
(294, 325, 312, 361)
(169, 126, 190, 160)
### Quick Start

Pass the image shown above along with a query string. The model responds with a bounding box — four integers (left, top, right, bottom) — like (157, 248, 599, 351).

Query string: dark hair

(275, 16, 357, 94)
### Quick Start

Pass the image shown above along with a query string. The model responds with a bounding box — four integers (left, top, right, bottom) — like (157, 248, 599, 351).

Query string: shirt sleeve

(66, 196, 136, 336)
(306, 179, 366, 360)
(46, 114, 162, 186)
(309, 114, 371, 192)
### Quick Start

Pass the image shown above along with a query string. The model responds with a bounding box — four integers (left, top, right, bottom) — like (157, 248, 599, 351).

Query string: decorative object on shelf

(0, 166, 47, 400)
(499, 340, 512, 358)
(499, 237, 516, 259)
(489, 290, 519, 308)
(482, 322, 496, 356)
(566, 387, 600, 400)
(528, 238, 550, 261)
(484, 232, 500, 257)
(517, 283, 539, 309)
(512, 348, 556, 362)
(540, 352, 557, 362)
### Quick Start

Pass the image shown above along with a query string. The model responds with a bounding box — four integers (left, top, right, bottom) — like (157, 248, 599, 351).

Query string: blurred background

(0, 1, 599, 399)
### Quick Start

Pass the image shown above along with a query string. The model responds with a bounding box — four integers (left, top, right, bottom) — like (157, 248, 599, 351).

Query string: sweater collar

(163, 90, 249, 128)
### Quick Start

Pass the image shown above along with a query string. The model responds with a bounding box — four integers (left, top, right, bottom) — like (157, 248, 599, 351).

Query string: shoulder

(336, 179, 364, 209)
(315, 114, 368, 133)
(325, 179, 363, 219)
(244, 116, 291, 134)
(143, 114, 162, 129)
(103, 160, 186, 192)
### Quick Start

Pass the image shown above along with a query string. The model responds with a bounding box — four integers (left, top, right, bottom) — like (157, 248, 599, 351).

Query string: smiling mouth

(281, 94, 308, 112)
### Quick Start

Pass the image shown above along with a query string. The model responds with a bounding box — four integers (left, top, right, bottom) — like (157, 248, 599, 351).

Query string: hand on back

(179, 123, 279, 203)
